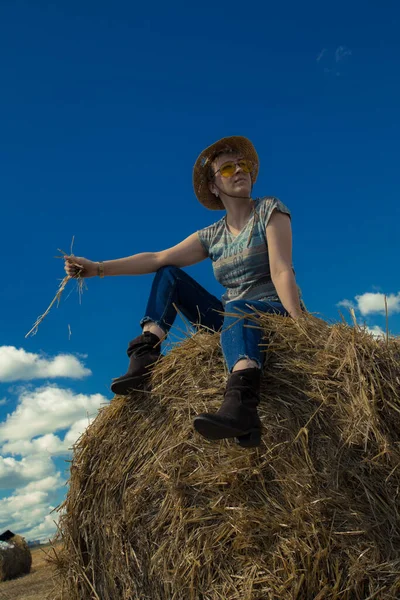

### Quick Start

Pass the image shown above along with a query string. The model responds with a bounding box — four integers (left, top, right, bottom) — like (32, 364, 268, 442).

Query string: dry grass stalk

(25, 237, 86, 338)
(49, 310, 400, 599)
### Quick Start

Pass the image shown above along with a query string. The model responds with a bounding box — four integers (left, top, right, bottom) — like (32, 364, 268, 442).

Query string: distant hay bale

(51, 311, 400, 599)
(0, 534, 32, 581)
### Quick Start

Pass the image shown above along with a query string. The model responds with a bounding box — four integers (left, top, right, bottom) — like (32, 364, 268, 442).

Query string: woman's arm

(266, 208, 303, 319)
(271, 270, 303, 320)
(102, 232, 207, 276)
(64, 233, 207, 278)
(101, 252, 160, 276)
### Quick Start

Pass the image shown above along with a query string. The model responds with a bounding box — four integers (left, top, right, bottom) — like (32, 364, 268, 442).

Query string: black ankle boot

(110, 331, 162, 395)
(193, 368, 262, 448)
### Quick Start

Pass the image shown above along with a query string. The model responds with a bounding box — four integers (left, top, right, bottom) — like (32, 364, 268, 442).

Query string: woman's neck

(224, 197, 254, 230)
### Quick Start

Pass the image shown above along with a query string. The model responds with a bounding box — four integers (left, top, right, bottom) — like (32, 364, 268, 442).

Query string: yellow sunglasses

(213, 159, 253, 178)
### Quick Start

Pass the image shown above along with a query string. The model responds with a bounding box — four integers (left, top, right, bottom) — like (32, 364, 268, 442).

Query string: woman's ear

(208, 181, 219, 197)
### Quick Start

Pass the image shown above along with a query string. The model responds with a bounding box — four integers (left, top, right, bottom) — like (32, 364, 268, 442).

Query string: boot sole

(236, 431, 261, 448)
(110, 375, 150, 395)
(193, 415, 261, 446)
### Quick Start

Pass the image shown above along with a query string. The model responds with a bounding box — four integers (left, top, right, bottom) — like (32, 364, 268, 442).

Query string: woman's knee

(155, 264, 182, 277)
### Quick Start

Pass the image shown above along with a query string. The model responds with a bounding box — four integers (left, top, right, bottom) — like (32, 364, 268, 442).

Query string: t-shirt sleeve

(197, 227, 211, 256)
(258, 196, 291, 229)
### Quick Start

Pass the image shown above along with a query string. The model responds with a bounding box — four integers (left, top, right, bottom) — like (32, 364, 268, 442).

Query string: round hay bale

(0, 534, 32, 581)
(53, 313, 400, 599)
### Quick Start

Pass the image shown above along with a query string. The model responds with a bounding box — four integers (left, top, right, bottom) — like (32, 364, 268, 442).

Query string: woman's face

(209, 152, 252, 200)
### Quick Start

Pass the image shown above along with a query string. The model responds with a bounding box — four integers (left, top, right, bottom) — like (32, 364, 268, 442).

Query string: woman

(64, 136, 306, 448)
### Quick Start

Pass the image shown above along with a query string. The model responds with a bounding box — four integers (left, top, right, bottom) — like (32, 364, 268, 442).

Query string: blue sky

(0, 0, 399, 541)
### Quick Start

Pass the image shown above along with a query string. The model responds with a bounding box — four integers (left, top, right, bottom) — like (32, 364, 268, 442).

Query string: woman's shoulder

(255, 196, 291, 214)
(255, 195, 284, 206)
(198, 214, 225, 235)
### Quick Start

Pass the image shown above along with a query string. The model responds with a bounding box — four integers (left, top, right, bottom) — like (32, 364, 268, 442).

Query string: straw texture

(51, 311, 400, 599)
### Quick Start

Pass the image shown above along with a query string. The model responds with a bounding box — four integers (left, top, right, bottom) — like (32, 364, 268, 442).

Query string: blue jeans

(140, 266, 304, 373)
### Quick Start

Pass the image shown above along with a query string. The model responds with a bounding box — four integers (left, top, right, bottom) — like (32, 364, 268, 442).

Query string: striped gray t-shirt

(197, 196, 303, 307)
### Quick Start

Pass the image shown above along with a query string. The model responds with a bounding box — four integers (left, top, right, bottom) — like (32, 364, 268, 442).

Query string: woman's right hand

(64, 255, 98, 279)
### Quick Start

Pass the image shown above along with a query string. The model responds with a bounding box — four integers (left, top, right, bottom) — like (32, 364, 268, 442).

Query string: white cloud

(0, 346, 91, 382)
(335, 45, 352, 62)
(5, 505, 54, 537)
(364, 325, 386, 340)
(0, 385, 107, 538)
(355, 292, 400, 316)
(0, 398, 7, 406)
(2, 417, 95, 457)
(0, 474, 64, 542)
(23, 513, 59, 543)
(23, 474, 65, 494)
(0, 454, 55, 489)
(0, 387, 102, 541)
(0, 359, 109, 542)
(0, 386, 107, 537)
(63, 417, 94, 448)
(317, 46, 352, 76)
(2, 433, 66, 457)
(337, 299, 355, 312)
(0, 384, 107, 444)
(338, 292, 400, 317)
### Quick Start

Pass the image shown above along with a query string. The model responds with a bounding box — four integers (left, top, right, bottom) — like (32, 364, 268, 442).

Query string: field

(0, 543, 62, 600)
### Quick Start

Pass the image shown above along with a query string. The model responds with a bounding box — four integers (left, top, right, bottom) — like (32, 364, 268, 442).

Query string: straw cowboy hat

(193, 136, 259, 210)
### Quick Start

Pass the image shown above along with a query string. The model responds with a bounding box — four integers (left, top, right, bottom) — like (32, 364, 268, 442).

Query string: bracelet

(98, 262, 105, 278)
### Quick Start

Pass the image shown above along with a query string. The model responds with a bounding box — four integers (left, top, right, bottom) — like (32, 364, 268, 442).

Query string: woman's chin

(232, 185, 251, 197)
